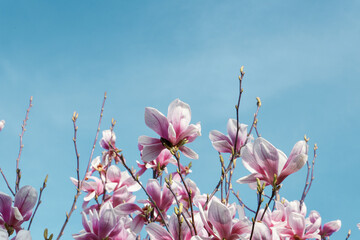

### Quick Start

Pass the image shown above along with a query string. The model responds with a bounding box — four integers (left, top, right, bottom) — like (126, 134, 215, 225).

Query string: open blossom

(237, 137, 308, 187)
(0, 186, 37, 233)
(138, 99, 201, 162)
(73, 202, 136, 240)
(209, 118, 247, 155)
(198, 198, 251, 240)
(0, 120, 5, 131)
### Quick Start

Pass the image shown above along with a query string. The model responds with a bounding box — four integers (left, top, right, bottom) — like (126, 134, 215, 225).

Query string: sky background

(0, 1, 359, 239)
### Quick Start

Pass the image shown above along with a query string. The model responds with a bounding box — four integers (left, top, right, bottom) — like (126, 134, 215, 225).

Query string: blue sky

(0, 1, 359, 239)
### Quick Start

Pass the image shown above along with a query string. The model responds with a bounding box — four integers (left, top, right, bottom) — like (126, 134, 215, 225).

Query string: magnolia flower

(73, 202, 136, 240)
(99, 130, 116, 150)
(237, 137, 308, 187)
(145, 213, 206, 240)
(209, 119, 247, 155)
(198, 198, 251, 240)
(0, 120, 4, 131)
(141, 179, 174, 215)
(138, 99, 201, 162)
(71, 176, 104, 203)
(0, 186, 38, 232)
(319, 220, 341, 238)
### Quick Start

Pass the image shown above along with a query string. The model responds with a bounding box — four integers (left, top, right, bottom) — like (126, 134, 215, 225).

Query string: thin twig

(249, 189, 263, 240)
(300, 143, 317, 209)
(56, 111, 81, 240)
(173, 152, 197, 235)
(86, 92, 107, 174)
(206, 95, 261, 207)
(345, 229, 351, 240)
(15, 96, 33, 192)
(231, 189, 255, 213)
(28, 175, 48, 230)
(0, 168, 15, 196)
(165, 179, 193, 234)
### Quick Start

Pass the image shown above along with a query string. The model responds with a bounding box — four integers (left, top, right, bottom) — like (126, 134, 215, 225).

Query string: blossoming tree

(0, 67, 350, 240)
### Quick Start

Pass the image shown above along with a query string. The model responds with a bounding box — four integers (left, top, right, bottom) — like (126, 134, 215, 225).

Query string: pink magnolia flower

(319, 220, 341, 238)
(71, 176, 104, 204)
(141, 179, 174, 215)
(145, 213, 206, 240)
(99, 130, 116, 150)
(209, 119, 247, 155)
(105, 165, 141, 193)
(0, 186, 38, 232)
(237, 137, 308, 187)
(198, 198, 251, 240)
(138, 99, 201, 162)
(73, 202, 136, 240)
(0, 120, 4, 131)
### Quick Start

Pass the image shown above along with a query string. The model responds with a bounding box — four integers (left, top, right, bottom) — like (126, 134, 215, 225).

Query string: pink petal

(289, 212, 305, 237)
(207, 199, 232, 239)
(321, 220, 341, 237)
(114, 203, 142, 215)
(146, 222, 174, 240)
(145, 107, 169, 139)
(241, 143, 265, 175)
(167, 99, 191, 136)
(14, 186, 38, 216)
(106, 165, 121, 183)
(141, 143, 165, 162)
(253, 138, 279, 182)
(146, 179, 162, 207)
(131, 214, 145, 234)
(14, 230, 32, 240)
(236, 173, 262, 184)
(0, 192, 13, 223)
(252, 222, 271, 240)
(278, 153, 307, 183)
(178, 123, 201, 143)
(179, 146, 198, 159)
(0, 120, 5, 131)
(98, 209, 116, 238)
(209, 130, 233, 153)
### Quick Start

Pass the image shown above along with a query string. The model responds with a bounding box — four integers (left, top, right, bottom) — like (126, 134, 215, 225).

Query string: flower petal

(145, 107, 169, 139)
(167, 99, 191, 136)
(179, 146, 198, 159)
(14, 186, 38, 216)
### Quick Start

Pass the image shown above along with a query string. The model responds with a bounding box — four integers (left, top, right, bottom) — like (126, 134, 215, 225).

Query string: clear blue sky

(0, 1, 359, 239)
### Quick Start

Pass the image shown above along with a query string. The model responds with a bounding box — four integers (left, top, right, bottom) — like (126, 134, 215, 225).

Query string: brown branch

(15, 96, 33, 192)
(173, 152, 197, 235)
(231, 189, 255, 213)
(165, 178, 193, 235)
(28, 175, 48, 230)
(56, 112, 81, 240)
(300, 143, 317, 209)
(0, 168, 15, 196)
(86, 92, 107, 174)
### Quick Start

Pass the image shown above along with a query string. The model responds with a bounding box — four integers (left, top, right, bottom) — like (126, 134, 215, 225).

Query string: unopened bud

(256, 97, 261, 107)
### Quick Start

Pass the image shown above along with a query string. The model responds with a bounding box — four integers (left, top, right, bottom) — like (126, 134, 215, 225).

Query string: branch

(0, 168, 15, 196)
(86, 92, 107, 174)
(15, 96, 33, 192)
(28, 175, 48, 230)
